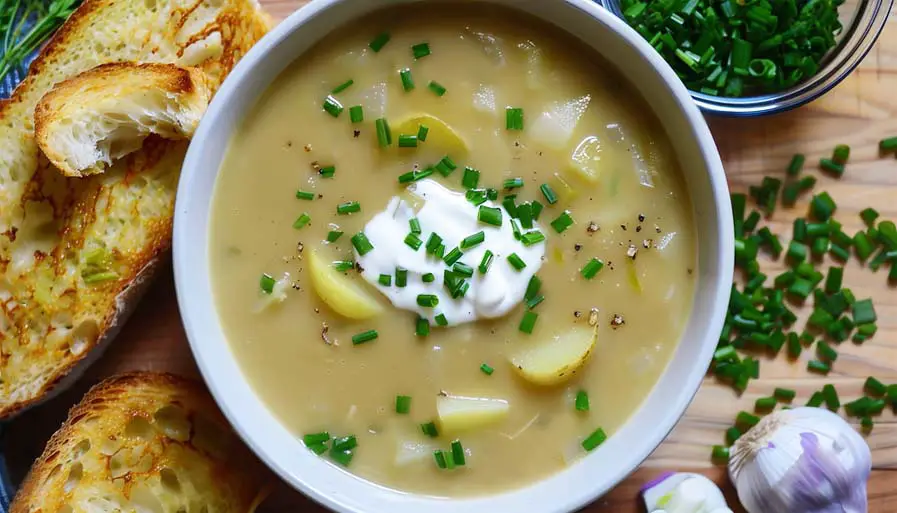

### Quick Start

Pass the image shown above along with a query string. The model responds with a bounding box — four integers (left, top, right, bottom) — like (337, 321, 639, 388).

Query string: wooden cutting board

(6, 2, 896, 511)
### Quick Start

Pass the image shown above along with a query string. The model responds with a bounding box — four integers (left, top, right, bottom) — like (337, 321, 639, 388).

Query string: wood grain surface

(6, 1, 897, 511)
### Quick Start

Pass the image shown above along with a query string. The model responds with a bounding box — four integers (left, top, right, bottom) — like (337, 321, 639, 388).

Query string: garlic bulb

(642, 472, 733, 513)
(729, 407, 871, 513)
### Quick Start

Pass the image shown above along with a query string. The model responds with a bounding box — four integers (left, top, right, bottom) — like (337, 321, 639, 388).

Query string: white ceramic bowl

(173, 1, 734, 511)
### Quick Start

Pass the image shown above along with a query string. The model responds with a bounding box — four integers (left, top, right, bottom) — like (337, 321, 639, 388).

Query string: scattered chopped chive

(319, 165, 336, 178)
(782, 182, 800, 206)
(378, 274, 392, 286)
(409, 218, 422, 235)
(526, 294, 545, 309)
(774, 388, 797, 402)
(415, 317, 430, 337)
(304, 432, 330, 446)
(292, 213, 311, 229)
(435, 313, 448, 326)
(755, 396, 777, 411)
(806, 391, 825, 407)
(550, 211, 575, 233)
(581, 427, 607, 452)
(375, 118, 392, 147)
(810, 192, 837, 220)
(521, 231, 546, 246)
(422, 273, 435, 283)
(531, 200, 544, 220)
(575, 390, 590, 412)
(507, 253, 526, 271)
(332, 260, 354, 272)
(506, 107, 524, 130)
(395, 395, 412, 414)
(880, 136, 897, 152)
(786, 241, 808, 264)
(426, 233, 443, 254)
(865, 377, 887, 396)
(711, 445, 730, 461)
(819, 158, 844, 176)
(451, 440, 466, 466)
(511, 219, 523, 241)
(308, 442, 329, 455)
(296, 190, 315, 200)
(330, 448, 354, 466)
(444, 247, 463, 266)
(337, 201, 361, 215)
(581, 258, 604, 280)
(824, 266, 843, 294)
(428, 81, 447, 96)
(540, 183, 559, 205)
(478, 205, 502, 226)
(853, 298, 877, 324)
(487, 188, 499, 201)
(398, 134, 418, 148)
(420, 421, 439, 437)
(396, 267, 408, 287)
(351, 232, 374, 256)
(349, 105, 364, 123)
(861, 417, 874, 430)
(433, 450, 449, 470)
(465, 189, 487, 206)
(736, 411, 761, 428)
(830, 244, 850, 261)
(436, 156, 457, 176)
(331, 79, 354, 94)
(399, 68, 414, 91)
(260, 274, 275, 294)
(369, 32, 390, 52)
(726, 427, 742, 445)
(460, 231, 485, 249)
(787, 154, 805, 176)
(854, 231, 874, 260)
(516, 202, 533, 228)
(479, 250, 494, 274)
(326, 230, 344, 243)
(833, 144, 850, 164)
(332, 435, 357, 452)
(462, 167, 480, 189)
(453, 262, 474, 278)
(352, 329, 378, 345)
(519, 310, 538, 334)
(525, 275, 541, 301)
(412, 42, 431, 59)
(322, 95, 343, 117)
(744, 211, 761, 233)
(417, 294, 439, 308)
(822, 384, 840, 410)
(807, 359, 831, 374)
(480, 363, 494, 375)
(860, 207, 880, 227)
(503, 177, 524, 189)
(417, 124, 429, 141)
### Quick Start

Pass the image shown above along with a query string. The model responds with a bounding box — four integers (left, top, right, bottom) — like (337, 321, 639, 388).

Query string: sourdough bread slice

(10, 372, 269, 513)
(34, 63, 212, 177)
(0, 0, 270, 418)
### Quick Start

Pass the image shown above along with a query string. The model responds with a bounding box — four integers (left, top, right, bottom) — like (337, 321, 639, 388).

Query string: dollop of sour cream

(356, 179, 545, 325)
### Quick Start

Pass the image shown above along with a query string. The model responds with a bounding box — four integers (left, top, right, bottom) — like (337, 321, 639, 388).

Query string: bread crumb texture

(0, 0, 270, 417)
(10, 372, 269, 513)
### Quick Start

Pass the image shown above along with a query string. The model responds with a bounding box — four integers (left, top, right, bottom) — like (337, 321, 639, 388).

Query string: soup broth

(210, 4, 695, 496)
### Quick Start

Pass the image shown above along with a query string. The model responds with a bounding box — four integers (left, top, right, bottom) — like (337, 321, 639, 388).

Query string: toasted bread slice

(10, 372, 270, 513)
(34, 63, 212, 177)
(0, 0, 270, 418)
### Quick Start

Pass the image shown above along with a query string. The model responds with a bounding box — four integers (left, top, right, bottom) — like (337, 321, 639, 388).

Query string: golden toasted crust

(0, 0, 270, 418)
(10, 372, 270, 513)
(34, 63, 212, 177)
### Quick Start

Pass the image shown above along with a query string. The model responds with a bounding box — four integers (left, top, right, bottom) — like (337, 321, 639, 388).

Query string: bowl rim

(173, 1, 734, 512)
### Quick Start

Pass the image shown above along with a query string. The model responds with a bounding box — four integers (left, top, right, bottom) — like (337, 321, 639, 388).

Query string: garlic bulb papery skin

(728, 407, 871, 513)
(641, 472, 733, 513)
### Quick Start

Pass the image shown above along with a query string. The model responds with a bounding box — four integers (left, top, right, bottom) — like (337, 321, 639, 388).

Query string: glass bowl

(595, 0, 893, 116)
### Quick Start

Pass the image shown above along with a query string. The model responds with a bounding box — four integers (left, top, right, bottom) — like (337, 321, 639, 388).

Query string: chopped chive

(337, 201, 361, 215)
(852, 299, 877, 324)
(351, 232, 374, 256)
(865, 377, 887, 396)
(581, 258, 604, 280)
(319, 165, 336, 178)
(292, 212, 311, 229)
(412, 42, 431, 59)
(453, 262, 474, 278)
(349, 105, 364, 123)
(774, 388, 797, 402)
(443, 247, 463, 266)
(451, 440, 466, 466)
(329, 448, 355, 466)
(332, 260, 354, 272)
(422, 273, 435, 283)
(519, 311, 538, 334)
(581, 427, 607, 452)
(726, 427, 742, 445)
(260, 273, 275, 294)
(395, 395, 412, 414)
(417, 124, 429, 141)
(415, 317, 430, 337)
(787, 154, 805, 176)
(326, 230, 344, 242)
(369, 32, 390, 52)
(420, 421, 439, 437)
(810, 192, 837, 220)
(396, 267, 408, 287)
(307, 442, 328, 455)
(550, 211, 575, 234)
(375, 118, 392, 147)
(462, 167, 480, 189)
(322, 95, 343, 117)
(822, 384, 840, 410)
(860, 208, 880, 227)
(479, 363, 494, 375)
(524, 275, 541, 301)
(331, 434, 356, 452)
(399, 68, 414, 91)
(507, 253, 526, 271)
(378, 274, 392, 286)
(736, 411, 761, 428)
(503, 177, 524, 190)
(296, 190, 315, 200)
(755, 396, 777, 411)
(479, 250, 494, 274)
(398, 134, 418, 148)
(824, 267, 843, 294)
(428, 81, 447, 96)
(819, 158, 844, 176)
(521, 231, 546, 246)
(331, 79, 354, 94)
(711, 445, 730, 461)
(433, 450, 448, 470)
(460, 231, 485, 249)
(526, 294, 545, 309)
(435, 313, 448, 326)
(303, 432, 330, 446)
(417, 294, 439, 308)
(531, 200, 544, 220)
(806, 391, 825, 407)
(807, 359, 831, 374)
(833, 144, 850, 164)
(409, 218, 422, 235)
(540, 183, 558, 205)
(880, 136, 897, 152)
(436, 155, 457, 176)
(478, 205, 502, 226)
(575, 390, 590, 412)
(425, 233, 443, 254)
(506, 107, 524, 130)
(352, 329, 378, 345)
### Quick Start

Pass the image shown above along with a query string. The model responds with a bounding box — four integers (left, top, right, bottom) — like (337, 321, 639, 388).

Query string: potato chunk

(307, 250, 384, 319)
(436, 394, 510, 433)
(509, 325, 598, 386)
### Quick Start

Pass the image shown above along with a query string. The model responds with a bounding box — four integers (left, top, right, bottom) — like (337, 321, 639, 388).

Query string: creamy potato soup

(210, 4, 696, 496)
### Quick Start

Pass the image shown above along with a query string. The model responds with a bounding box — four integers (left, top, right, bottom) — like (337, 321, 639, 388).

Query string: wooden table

(6, 2, 897, 511)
